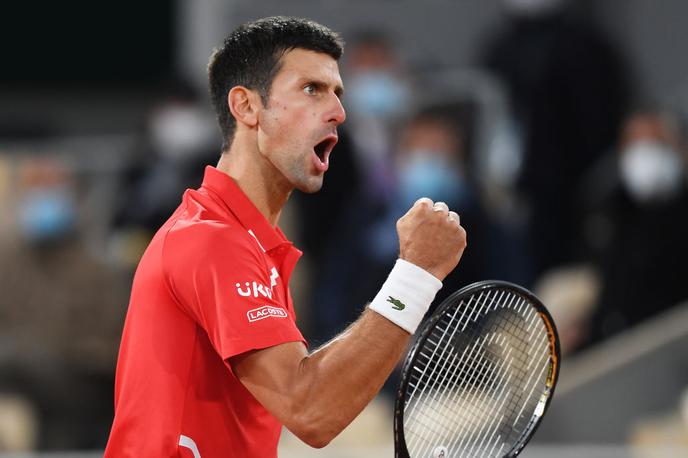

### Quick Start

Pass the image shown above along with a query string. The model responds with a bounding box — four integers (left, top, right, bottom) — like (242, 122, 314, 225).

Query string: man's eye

(304, 84, 316, 95)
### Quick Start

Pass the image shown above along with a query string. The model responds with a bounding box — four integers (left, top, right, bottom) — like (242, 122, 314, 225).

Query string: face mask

(347, 71, 410, 119)
(18, 187, 76, 242)
(398, 151, 467, 207)
(620, 141, 684, 204)
(150, 106, 215, 161)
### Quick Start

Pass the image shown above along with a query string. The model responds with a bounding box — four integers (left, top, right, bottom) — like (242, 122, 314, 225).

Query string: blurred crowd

(2, 0, 688, 451)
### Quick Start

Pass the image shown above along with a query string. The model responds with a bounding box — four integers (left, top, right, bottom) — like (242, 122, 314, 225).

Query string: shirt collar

(201, 166, 292, 253)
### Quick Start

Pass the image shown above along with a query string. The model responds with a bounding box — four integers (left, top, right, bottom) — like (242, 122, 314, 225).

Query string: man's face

(257, 48, 346, 193)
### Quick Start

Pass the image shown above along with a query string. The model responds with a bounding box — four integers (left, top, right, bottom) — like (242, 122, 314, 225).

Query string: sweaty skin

(221, 48, 467, 448)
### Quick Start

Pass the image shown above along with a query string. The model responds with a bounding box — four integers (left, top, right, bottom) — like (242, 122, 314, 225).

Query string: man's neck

(216, 146, 291, 227)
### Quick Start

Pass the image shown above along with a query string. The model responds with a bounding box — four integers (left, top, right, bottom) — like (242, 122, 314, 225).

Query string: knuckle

(432, 202, 449, 213)
(415, 197, 433, 208)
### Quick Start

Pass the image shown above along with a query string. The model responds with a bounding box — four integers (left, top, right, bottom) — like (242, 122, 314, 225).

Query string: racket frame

(393, 280, 561, 458)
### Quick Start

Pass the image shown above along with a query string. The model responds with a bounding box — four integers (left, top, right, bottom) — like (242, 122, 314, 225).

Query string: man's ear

(227, 86, 262, 129)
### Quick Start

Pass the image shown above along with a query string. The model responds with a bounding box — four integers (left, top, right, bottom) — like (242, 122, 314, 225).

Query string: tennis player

(104, 16, 466, 457)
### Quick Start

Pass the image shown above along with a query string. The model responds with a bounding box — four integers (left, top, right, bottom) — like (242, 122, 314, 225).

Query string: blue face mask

(398, 152, 470, 208)
(18, 187, 76, 242)
(347, 71, 409, 119)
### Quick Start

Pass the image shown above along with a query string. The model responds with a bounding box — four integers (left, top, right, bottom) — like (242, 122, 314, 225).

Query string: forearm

(233, 258, 445, 446)
(292, 308, 410, 443)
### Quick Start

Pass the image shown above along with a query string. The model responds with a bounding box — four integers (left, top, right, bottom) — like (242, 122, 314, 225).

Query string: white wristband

(369, 259, 443, 334)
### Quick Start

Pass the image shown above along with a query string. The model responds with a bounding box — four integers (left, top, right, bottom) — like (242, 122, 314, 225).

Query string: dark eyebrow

(304, 78, 344, 98)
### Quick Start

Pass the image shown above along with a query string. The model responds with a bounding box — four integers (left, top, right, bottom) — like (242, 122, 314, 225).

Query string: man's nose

(327, 94, 346, 126)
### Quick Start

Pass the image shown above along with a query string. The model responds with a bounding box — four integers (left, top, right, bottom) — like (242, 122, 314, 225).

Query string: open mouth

(313, 136, 338, 164)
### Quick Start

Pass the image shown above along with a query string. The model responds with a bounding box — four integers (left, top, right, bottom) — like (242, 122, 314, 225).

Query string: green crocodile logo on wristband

(387, 296, 406, 311)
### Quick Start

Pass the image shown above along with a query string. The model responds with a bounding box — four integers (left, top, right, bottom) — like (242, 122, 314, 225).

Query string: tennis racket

(394, 280, 560, 458)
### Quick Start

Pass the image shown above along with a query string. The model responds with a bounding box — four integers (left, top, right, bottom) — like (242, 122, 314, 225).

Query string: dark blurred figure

(111, 80, 219, 267)
(583, 110, 688, 344)
(0, 160, 128, 449)
(344, 29, 413, 202)
(480, 0, 629, 280)
(367, 106, 492, 305)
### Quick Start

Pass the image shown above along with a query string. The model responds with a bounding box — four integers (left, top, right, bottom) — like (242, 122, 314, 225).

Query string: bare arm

(231, 309, 408, 447)
(230, 198, 466, 447)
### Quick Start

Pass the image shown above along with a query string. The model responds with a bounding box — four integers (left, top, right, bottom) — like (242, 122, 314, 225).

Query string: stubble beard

(292, 157, 324, 193)
(265, 123, 326, 194)
(275, 146, 323, 194)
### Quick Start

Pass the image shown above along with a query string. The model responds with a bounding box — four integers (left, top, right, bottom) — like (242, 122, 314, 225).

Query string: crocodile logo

(387, 296, 406, 311)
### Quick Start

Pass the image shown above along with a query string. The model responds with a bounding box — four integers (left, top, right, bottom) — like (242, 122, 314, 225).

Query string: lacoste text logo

(387, 296, 405, 311)
(247, 305, 288, 322)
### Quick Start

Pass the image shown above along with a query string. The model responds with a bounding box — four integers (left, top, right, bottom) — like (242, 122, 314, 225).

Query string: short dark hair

(208, 16, 344, 150)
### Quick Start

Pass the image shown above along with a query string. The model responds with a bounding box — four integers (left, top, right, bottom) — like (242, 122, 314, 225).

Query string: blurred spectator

(344, 29, 414, 202)
(582, 110, 688, 345)
(111, 80, 218, 267)
(479, 0, 630, 280)
(0, 159, 128, 448)
(367, 105, 492, 303)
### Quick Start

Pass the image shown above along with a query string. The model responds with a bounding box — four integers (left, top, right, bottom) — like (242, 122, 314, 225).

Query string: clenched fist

(396, 197, 467, 281)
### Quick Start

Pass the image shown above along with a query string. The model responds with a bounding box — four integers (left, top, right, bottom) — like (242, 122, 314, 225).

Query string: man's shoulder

(163, 216, 264, 262)
(160, 216, 272, 296)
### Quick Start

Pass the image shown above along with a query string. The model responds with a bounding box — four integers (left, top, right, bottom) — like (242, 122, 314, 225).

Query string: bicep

(229, 341, 309, 422)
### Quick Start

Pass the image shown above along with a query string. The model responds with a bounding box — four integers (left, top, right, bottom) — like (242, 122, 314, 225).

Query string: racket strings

(405, 291, 509, 455)
(402, 289, 554, 458)
(408, 308, 548, 458)
(403, 293, 487, 439)
(409, 335, 517, 456)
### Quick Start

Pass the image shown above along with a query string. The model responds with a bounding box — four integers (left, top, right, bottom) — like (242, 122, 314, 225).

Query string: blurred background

(1, 0, 688, 456)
